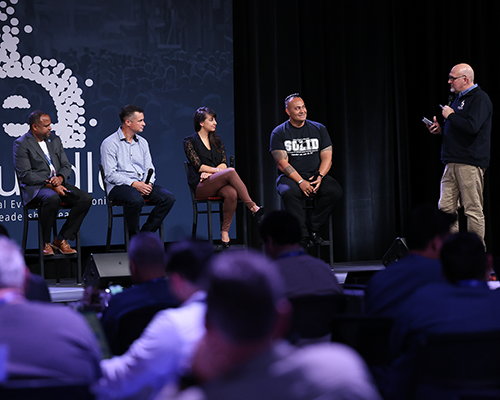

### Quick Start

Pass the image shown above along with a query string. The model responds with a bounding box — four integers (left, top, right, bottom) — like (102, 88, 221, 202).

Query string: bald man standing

(427, 63, 492, 246)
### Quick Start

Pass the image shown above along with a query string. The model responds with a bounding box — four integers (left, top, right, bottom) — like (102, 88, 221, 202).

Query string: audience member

(96, 239, 213, 400)
(0, 236, 101, 382)
(385, 232, 500, 399)
(0, 223, 51, 302)
(160, 250, 381, 400)
(260, 210, 342, 298)
(365, 204, 456, 318)
(100, 232, 179, 355)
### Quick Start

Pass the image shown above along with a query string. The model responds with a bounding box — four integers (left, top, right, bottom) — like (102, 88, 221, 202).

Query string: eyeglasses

(448, 75, 466, 81)
(285, 93, 300, 102)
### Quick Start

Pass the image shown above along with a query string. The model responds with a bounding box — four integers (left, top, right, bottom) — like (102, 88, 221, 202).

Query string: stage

(46, 260, 385, 303)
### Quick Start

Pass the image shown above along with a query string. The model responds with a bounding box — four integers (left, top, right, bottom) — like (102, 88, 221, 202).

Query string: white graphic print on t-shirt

(284, 138, 319, 156)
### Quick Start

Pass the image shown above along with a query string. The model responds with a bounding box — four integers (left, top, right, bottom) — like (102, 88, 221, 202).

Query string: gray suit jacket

(13, 130, 73, 204)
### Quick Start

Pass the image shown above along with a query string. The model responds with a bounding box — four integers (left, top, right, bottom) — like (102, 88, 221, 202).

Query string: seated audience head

(405, 204, 456, 258)
(193, 106, 216, 132)
(165, 239, 213, 301)
(0, 223, 10, 238)
(440, 232, 488, 283)
(128, 232, 167, 283)
(206, 249, 290, 344)
(260, 210, 302, 258)
(0, 236, 26, 292)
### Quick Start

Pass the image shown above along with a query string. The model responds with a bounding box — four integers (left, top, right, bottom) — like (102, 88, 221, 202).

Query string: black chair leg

(106, 210, 113, 253)
(328, 213, 334, 268)
(38, 212, 45, 279)
(192, 203, 198, 239)
(76, 231, 82, 284)
(207, 200, 214, 244)
(22, 208, 29, 252)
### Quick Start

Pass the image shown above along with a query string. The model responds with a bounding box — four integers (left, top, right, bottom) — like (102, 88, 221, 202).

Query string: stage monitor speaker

(382, 237, 409, 267)
(344, 270, 379, 285)
(83, 253, 132, 288)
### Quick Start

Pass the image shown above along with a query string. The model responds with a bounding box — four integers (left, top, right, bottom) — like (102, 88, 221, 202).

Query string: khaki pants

(438, 163, 486, 244)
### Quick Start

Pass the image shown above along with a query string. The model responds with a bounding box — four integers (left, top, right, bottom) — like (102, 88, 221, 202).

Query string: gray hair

(0, 237, 26, 290)
(206, 249, 285, 342)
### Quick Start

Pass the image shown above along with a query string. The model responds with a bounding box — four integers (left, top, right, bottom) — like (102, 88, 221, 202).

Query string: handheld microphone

(144, 168, 153, 185)
(143, 168, 154, 198)
(443, 95, 455, 124)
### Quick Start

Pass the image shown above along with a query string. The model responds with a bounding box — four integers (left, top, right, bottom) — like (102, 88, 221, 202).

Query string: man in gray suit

(13, 110, 92, 255)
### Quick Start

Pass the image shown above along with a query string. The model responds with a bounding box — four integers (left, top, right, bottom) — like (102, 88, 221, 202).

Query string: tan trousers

(438, 163, 486, 244)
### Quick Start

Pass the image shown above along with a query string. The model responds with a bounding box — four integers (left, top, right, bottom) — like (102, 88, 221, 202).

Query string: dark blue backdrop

(0, 0, 234, 248)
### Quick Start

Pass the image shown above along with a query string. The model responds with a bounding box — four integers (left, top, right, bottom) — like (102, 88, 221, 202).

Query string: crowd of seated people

(1, 204, 498, 400)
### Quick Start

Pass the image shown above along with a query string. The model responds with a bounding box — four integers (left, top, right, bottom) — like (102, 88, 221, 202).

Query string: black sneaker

(309, 231, 324, 244)
(300, 237, 312, 249)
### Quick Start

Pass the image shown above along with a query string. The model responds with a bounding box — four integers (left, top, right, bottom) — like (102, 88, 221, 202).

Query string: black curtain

(233, 0, 500, 261)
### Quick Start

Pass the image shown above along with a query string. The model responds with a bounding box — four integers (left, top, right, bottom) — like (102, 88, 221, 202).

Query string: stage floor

(46, 260, 385, 303)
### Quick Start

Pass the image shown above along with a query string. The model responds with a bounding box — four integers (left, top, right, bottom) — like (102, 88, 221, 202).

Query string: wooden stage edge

(45, 260, 385, 303)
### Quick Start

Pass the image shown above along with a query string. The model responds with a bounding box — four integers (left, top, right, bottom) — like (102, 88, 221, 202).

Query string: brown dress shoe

(52, 238, 77, 254)
(43, 243, 55, 256)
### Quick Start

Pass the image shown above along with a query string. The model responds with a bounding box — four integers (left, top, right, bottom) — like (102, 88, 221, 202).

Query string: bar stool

(99, 164, 164, 252)
(184, 161, 248, 246)
(302, 197, 334, 268)
(18, 181, 82, 284)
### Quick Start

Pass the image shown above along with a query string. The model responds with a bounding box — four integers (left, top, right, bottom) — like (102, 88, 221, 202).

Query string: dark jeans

(109, 184, 175, 237)
(33, 183, 93, 244)
(277, 175, 343, 237)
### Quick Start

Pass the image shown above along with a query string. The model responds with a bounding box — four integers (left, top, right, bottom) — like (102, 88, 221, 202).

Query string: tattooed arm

(271, 149, 314, 197)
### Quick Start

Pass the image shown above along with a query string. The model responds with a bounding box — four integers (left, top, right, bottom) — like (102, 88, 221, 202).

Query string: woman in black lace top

(184, 107, 264, 247)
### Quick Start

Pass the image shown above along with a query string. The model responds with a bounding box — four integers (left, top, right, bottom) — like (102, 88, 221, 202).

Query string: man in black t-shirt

(270, 94, 342, 246)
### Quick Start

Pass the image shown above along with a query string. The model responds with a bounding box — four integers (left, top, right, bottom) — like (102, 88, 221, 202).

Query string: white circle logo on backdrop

(0, 0, 94, 148)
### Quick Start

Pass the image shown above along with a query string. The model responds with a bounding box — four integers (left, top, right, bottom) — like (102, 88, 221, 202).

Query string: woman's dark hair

(193, 106, 223, 152)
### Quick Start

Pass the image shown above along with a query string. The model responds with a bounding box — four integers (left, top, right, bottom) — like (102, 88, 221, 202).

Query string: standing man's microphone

(443, 95, 455, 124)
(144, 168, 153, 185)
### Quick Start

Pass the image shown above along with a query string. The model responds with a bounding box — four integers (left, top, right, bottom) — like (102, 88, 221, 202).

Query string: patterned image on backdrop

(0, 0, 234, 248)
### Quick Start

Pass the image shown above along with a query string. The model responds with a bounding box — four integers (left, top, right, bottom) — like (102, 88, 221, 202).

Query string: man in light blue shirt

(101, 104, 175, 238)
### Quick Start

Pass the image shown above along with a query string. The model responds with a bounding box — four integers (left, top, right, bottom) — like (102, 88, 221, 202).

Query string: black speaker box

(344, 270, 379, 285)
(382, 237, 409, 267)
(83, 253, 132, 288)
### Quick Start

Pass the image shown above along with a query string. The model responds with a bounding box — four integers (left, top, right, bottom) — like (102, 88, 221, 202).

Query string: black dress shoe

(252, 206, 265, 218)
(300, 237, 312, 249)
(221, 241, 231, 249)
(309, 231, 324, 244)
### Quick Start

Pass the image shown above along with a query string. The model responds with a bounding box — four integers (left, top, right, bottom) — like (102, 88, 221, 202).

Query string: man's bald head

(452, 63, 474, 83)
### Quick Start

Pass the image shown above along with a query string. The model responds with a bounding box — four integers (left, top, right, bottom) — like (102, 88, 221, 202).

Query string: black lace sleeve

(220, 141, 227, 166)
(183, 136, 202, 171)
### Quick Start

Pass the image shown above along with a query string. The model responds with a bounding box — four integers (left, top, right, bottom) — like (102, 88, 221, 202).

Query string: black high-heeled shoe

(252, 206, 265, 218)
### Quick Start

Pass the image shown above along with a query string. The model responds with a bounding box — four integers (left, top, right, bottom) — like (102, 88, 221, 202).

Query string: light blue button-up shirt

(100, 127, 155, 194)
(458, 83, 478, 99)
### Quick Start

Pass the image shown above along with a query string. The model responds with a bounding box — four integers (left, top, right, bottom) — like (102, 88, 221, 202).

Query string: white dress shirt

(96, 291, 207, 400)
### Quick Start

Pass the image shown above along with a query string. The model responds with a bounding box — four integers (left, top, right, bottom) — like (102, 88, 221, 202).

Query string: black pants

(109, 184, 175, 237)
(33, 183, 93, 244)
(277, 175, 343, 237)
